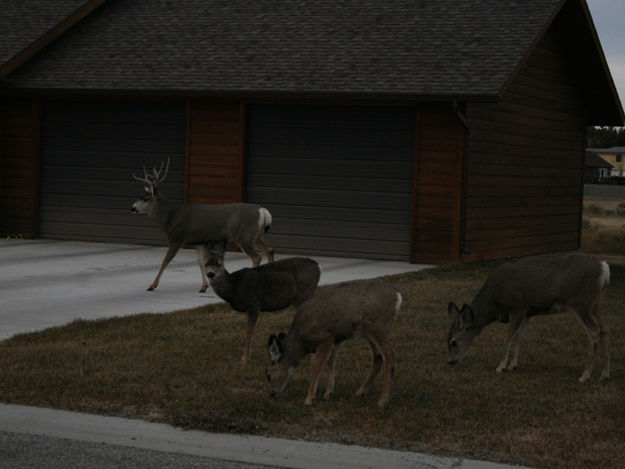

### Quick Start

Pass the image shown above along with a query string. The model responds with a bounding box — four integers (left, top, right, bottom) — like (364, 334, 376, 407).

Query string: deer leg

(598, 318, 610, 381)
(242, 310, 259, 363)
(304, 339, 334, 406)
(194, 245, 208, 293)
(254, 233, 275, 264)
(508, 317, 530, 371)
(497, 313, 527, 373)
(148, 244, 181, 291)
(356, 338, 383, 398)
(237, 242, 263, 267)
(323, 345, 340, 401)
(573, 306, 603, 383)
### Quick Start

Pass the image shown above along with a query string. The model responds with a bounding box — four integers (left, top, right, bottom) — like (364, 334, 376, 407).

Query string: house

(1, 0, 623, 263)
(588, 147, 625, 176)
(584, 151, 613, 183)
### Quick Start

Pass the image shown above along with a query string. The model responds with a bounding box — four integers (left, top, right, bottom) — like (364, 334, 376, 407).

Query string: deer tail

(259, 207, 273, 233)
(599, 261, 610, 291)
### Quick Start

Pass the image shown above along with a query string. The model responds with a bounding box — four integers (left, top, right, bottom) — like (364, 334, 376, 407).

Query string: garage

(246, 104, 416, 260)
(39, 100, 186, 245)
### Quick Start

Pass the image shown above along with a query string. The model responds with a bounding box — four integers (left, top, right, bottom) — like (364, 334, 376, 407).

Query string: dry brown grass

(1, 260, 624, 469)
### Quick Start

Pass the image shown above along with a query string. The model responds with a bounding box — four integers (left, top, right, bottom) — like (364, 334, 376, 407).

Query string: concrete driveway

(0, 238, 428, 340)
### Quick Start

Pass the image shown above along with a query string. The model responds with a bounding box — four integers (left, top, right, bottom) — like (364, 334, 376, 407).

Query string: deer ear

(448, 302, 460, 317)
(268, 334, 283, 363)
(459, 304, 474, 328)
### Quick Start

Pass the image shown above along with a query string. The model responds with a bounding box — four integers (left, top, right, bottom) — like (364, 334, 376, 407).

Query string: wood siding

(186, 101, 244, 204)
(411, 106, 464, 263)
(0, 98, 40, 238)
(464, 29, 587, 261)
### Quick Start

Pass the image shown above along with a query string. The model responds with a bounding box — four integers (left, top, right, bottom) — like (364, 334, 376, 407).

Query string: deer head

(447, 302, 478, 366)
(203, 239, 227, 280)
(131, 159, 170, 214)
(265, 333, 294, 397)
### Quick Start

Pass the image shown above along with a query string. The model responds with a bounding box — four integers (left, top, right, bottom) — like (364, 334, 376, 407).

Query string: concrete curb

(0, 404, 531, 469)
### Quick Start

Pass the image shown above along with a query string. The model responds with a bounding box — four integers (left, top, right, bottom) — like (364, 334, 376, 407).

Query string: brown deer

(266, 279, 402, 408)
(204, 240, 320, 361)
(131, 160, 274, 292)
(447, 252, 611, 382)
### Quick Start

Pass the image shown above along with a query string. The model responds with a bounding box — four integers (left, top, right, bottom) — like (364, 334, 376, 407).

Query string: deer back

(471, 252, 608, 324)
(220, 257, 320, 313)
(167, 203, 264, 245)
(288, 279, 400, 347)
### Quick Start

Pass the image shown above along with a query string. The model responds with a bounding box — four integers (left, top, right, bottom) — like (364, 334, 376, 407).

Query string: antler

(132, 158, 170, 187)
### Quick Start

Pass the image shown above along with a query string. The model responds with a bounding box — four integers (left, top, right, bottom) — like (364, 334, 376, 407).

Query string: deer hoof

(323, 391, 334, 401)
(304, 398, 314, 406)
(147, 286, 155, 291)
(199, 286, 207, 293)
(578, 373, 591, 383)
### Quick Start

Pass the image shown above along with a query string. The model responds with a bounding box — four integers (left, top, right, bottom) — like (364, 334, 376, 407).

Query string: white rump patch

(599, 261, 610, 289)
(395, 292, 403, 313)
(258, 207, 273, 230)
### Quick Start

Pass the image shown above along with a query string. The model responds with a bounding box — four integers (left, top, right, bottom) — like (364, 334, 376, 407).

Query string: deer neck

(208, 269, 235, 303)
(149, 194, 174, 231)
(282, 331, 308, 368)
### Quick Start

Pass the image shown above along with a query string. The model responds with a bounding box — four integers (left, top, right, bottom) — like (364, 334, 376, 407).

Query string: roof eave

(0, 86, 500, 104)
(0, 0, 107, 78)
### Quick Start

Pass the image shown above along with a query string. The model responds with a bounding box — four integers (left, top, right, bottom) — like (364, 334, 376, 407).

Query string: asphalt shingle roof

(1, 0, 93, 68)
(3, 0, 564, 99)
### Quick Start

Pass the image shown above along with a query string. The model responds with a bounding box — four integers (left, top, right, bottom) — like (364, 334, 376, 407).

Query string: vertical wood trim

(450, 119, 464, 262)
(31, 97, 41, 237)
(409, 106, 422, 262)
(184, 99, 191, 202)
(239, 101, 246, 202)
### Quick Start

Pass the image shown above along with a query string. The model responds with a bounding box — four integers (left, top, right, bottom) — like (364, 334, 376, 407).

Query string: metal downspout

(454, 101, 472, 256)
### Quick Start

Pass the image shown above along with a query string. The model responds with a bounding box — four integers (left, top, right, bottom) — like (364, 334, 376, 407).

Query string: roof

(585, 151, 613, 168)
(0, 0, 105, 77)
(588, 147, 625, 154)
(0, 0, 623, 123)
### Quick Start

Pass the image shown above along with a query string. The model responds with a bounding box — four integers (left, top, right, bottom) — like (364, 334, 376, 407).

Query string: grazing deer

(204, 240, 320, 361)
(131, 159, 275, 292)
(266, 279, 402, 408)
(447, 252, 610, 382)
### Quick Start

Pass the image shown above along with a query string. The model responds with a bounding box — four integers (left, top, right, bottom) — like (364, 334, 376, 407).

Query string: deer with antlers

(131, 159, 275, 292)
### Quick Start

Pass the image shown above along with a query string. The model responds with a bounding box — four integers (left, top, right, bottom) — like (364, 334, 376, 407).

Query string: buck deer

(447, 252, 611, 382)
(204, 240, 320, 361)
(266, 279, 402, 408)
(131, 159, 275, 292)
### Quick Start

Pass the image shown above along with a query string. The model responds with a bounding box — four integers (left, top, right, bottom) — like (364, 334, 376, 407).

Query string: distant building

(585, 151, 613, 183)
(589, 147, 625, 176)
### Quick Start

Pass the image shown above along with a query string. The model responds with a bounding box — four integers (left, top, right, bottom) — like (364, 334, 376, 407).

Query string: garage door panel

(247, 104, 415, 259)
(247, 143, 413, 161)
(246, 156, 413, 179)
(250, 104, 416, 131)
(40, 100, 185, 244)
(265, 234, 409, 260)
(269, 218, 410, 242)
(266, 204, 410, 225)
(247, 187, 411, 211)
(246, 174, 413, 193)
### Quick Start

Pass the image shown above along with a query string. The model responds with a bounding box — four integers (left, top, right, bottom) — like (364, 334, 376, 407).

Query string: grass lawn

(0, 259, 623, 468)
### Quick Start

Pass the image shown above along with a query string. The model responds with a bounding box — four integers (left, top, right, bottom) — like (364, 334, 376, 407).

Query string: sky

(586, 0, 625, 116)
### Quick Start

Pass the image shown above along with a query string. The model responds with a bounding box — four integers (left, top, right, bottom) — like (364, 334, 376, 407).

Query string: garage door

(246, 104, 415, 260)
(39, 100, 186, 245)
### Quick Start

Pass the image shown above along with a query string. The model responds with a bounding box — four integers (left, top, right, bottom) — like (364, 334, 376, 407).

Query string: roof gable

(0, 0, 105, 77)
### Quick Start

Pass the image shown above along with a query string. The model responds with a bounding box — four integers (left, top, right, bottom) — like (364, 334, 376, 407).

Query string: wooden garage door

(39, 100, 186, 245)
(246, 104, 415, 260)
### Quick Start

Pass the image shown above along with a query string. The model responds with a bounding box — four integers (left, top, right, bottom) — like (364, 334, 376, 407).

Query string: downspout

(453, 101, 472, 256)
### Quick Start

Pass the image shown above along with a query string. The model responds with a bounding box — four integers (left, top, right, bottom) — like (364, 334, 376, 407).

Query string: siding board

(464, 28, 586, 261)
